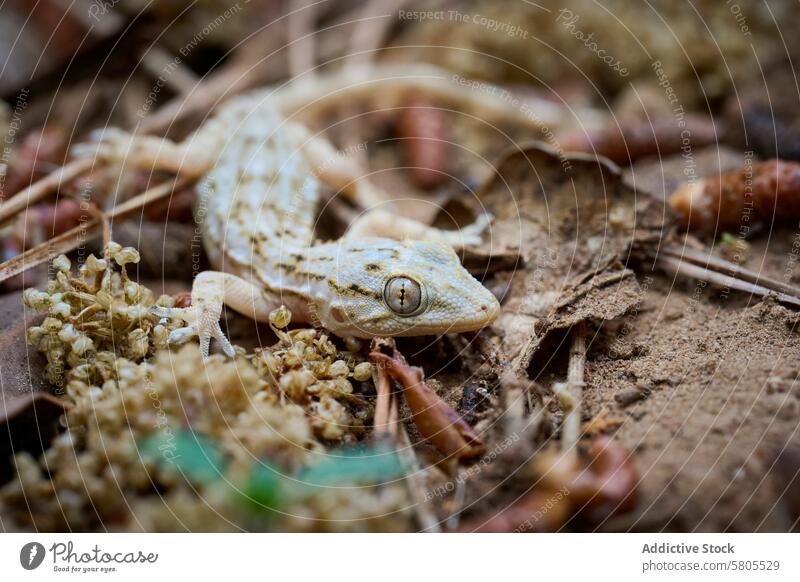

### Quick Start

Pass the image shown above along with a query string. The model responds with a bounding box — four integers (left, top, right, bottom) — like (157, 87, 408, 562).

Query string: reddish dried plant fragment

(369, 350, 485, 463)
(535, 436, 639, 517)
(670, 159, 800, 233)
(395, 97, 448, 190)
(172, 291, 193, 309)
(2, 126, 68, 197)
(559, 116, 716, 166)
(455, 489, 571, 533)
(456, 437, 638, 532)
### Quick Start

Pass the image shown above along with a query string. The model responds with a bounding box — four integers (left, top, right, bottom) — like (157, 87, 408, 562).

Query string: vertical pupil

(385, 277, 421, 315)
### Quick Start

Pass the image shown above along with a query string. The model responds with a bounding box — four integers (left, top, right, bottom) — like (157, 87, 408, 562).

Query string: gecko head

(318, 239, 500, 338)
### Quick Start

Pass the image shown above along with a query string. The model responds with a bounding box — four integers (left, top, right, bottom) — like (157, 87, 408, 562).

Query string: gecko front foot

(152, 271, 278, 360)
(152, 272, 237, 359)
(456, 212, 493, 247)
(153, 303, 235, 360)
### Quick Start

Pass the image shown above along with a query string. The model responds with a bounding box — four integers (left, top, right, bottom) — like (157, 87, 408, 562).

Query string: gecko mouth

(392, 297, 500, 336)
(452, 299, 501, 332)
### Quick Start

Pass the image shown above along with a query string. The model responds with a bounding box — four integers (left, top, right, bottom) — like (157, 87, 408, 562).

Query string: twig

(270, 63, 573, 131)
(387, 395, 399, 433)
(137, 25, 287, 135)
(140, 46, 200, 95)
(0, 178, 183, 283)
(561, 322, 586, 452)
(555, 268, 633, 310)
(396, 425, 441, 532)
(347, 0, 413, 66)
(69, 0, 125, 35)
(445, 471, 467, 530)
(108, 177, 185, 218)
(334, 0, 414, 164)
(0, 219, 100, 283)
(371, 349, 485, 462)
(371, 345, 396, 437)
(83, 200, 110, 247)
(662, 243, 800, 299)
(500, 368, 527, 438)
(287, 0, 317, 79)
(0, 158, 93, 225)
(657, 255, 800, 307)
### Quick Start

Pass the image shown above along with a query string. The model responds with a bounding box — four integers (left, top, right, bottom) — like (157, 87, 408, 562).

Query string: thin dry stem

(137, 27, 287, 135)
(0, 178, 183, 284)
(662, 243, 800, 298)
(140, 46, 199, 94)
(345, 0, 412, 68)
(501, 371, 527, 438)
(561, 323, 586, 452)
(287, 0, 317, 79)
(0, 158, 93, 225)
(396, 425, 441, 532)
(658, 255, 800, 307)
(371, 346, 395, 436)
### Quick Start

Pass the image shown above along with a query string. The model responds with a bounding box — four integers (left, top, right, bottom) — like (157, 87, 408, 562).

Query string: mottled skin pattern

(76, 73, 501, 358)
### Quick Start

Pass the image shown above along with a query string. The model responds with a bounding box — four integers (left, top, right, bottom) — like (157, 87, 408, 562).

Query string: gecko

(74, 65, 524, 358)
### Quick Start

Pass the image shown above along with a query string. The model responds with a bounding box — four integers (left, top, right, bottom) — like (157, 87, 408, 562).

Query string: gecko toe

(168, 326, 198, 345)
(212, 322, 236, 357)
(152, 305, 177, 318)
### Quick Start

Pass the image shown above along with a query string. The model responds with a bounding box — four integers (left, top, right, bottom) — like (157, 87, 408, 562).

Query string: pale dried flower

(269, 305, 292, 329)
(328, 360, 349, 378)
(353, 362, 373, 382)
(52, 255, 71, 272)
(114, 247, 141, 266)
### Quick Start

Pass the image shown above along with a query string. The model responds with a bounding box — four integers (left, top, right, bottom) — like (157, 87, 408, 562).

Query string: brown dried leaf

(474, 142, 666, 365)
(0, 291, 69, 484)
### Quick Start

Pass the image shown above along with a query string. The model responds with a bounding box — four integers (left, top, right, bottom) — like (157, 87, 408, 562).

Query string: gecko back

(198, 106, 319, 271)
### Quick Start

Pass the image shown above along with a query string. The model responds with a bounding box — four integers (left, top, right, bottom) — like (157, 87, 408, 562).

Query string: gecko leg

(343, 208, 491, 247)
(287, 122, 390, 209)
(71, 128, 219, 177)
(292, 123, 494, 245)
(152, 271, 278, 359)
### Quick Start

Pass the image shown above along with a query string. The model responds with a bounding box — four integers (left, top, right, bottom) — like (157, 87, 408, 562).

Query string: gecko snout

(446, 285, 501, 333)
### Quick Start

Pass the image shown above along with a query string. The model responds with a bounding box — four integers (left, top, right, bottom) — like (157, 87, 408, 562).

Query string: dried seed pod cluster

(1, 243, 409, 532)
(0, 345, 319, 531)
(254, 306, 373, 442)
(23, 243, 186, 385)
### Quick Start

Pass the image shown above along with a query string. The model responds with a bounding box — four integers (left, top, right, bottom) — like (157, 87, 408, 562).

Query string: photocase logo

(19, 542, 46, 570)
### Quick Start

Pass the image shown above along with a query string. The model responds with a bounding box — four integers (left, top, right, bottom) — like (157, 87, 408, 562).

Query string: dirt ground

(411, 144, 800, 532)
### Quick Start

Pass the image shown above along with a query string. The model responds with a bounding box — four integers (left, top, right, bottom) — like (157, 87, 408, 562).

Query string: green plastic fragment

(239, 462, 283, 512)
(141, 429, 226, 485)
(299, 447, 406, 489)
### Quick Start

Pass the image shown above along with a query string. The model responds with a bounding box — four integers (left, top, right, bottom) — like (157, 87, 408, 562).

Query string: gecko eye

(384, 276, 424, 316)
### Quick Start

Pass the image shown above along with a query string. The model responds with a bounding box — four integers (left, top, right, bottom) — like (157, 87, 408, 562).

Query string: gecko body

(77, 67, 504, 357)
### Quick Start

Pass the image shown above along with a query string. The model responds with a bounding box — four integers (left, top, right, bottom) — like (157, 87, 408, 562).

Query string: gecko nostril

(480, 305, 488, 311)
(331, 307, 346, 323)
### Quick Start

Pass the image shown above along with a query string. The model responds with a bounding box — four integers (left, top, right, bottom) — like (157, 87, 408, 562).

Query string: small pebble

(614, 387, 646, 407)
